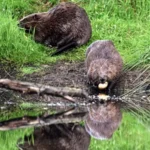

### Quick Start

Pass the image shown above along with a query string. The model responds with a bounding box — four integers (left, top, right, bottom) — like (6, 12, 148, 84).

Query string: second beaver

(19, 2, 92, 56)
(85, 40, 123, 90)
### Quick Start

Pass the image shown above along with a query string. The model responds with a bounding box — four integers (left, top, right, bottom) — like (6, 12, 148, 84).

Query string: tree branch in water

(0, 111, 86, 131)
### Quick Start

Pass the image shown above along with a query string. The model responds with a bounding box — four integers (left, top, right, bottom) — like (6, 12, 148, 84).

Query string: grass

(0, 13, 49, 66)
(0, 128, 33, 150)
(0, 0, 150, 149)
(0, 0, 149, 68)
(0, 103, 48, 150)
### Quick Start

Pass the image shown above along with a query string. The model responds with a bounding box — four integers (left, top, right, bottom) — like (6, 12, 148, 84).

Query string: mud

(0, 61, 149, 104)
(19, 61, 149, 102)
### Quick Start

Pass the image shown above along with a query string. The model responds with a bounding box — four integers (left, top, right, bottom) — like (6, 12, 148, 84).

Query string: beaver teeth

(98, 82, 108, 89)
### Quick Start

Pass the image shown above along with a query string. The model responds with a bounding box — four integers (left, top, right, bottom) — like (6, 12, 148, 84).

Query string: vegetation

(0, 0, 149, 68)
(0, 112, 149, 150)
(0, 128, 33, 150)
(0, 0, 149, 150)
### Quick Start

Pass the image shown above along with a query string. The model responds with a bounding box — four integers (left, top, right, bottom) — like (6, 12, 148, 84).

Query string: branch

(0, 79, 89, 99)
(0, 109, 86, 131)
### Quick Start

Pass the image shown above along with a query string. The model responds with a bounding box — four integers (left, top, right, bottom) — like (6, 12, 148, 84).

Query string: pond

(0, 62, 149, 150)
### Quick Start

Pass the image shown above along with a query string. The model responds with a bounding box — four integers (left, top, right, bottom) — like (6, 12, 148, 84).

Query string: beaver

(85, 101, 122, 140)
(85, 40, 123, 90)
(20, 124, 91, 150)
(19, 2, 92, 56)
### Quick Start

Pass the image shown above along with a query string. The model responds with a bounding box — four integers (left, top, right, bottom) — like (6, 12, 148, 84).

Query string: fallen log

(0, 79, 89, 100)
(0, 79, 149, 104)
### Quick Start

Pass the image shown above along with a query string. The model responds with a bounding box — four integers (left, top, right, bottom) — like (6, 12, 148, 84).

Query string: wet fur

(85, 40, 123, 89)
(20, 124, 91, 150)
(19, 2, 92, 55)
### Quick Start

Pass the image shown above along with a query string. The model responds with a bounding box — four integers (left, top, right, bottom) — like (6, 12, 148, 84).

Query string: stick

(0, 79, 89, 98)
(0, 111, 86, 131)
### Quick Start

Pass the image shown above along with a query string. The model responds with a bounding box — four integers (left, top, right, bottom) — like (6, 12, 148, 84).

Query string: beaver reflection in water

(20, 124, 91, 150)
(85, 40, 123, 91)
(85, 101, 122, 140)
(19, 2, 92, 56)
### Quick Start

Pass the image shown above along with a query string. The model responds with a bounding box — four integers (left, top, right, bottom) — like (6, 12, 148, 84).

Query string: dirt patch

(22, 61, 87, 89)
(19, 61, 149, 102)
(0, 63, 18, 79)
(0, 61, 149, 104)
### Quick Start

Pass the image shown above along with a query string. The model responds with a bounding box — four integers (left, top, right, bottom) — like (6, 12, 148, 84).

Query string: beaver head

(87, 59, 118, 89)
(18, 12, 47, 33)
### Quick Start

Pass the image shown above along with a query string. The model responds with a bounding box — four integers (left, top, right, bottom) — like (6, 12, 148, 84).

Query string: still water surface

(0, 86, 149, 150)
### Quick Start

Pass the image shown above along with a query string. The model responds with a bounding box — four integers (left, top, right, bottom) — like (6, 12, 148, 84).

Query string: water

(0, 87, 149, 150)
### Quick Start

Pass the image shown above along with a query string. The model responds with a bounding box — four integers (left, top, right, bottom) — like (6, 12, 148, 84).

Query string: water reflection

(0, 72, 149, 149)
(15, 101, 121, 149)
(20, 124, 91, 150)
(0, 99, 123, 150)
(85, 101, 122, 140)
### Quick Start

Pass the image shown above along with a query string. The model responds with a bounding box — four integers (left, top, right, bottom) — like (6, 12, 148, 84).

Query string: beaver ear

(33, 14, 40, 20)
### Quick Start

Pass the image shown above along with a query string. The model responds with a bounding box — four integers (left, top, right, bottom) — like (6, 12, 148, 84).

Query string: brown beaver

(85, 40, 123, 90)
(85, 101, 122, 140)
(20, 124, 91, 150)
(19, 2, 92, 56)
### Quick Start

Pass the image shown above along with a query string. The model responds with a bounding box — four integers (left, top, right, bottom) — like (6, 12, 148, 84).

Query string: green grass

(0, 12, 49, 66)
(0, 128, 33, 150)
(0, 0, 149, 68)
(0, 0, 150, 149)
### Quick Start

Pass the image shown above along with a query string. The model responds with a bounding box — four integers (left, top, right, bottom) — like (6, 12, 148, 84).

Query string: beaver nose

(99, 75, 107, 83)
(100, 78, 105, 83)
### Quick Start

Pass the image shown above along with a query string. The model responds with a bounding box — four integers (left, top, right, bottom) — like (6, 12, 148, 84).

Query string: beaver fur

(85, 101, 122, 140)
(19, 2, 92, 56)
(85, 40, 123, 90)
(20, 124, 91, 150)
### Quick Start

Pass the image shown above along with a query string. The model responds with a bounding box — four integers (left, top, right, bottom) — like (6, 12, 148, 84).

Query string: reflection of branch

(0, 108, 87, 131)
(0, 79, 89, 100)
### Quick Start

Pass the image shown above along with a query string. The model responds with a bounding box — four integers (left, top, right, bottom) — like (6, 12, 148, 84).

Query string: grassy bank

(0, 0, 149, 67)
(0, 0, 149, 150)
